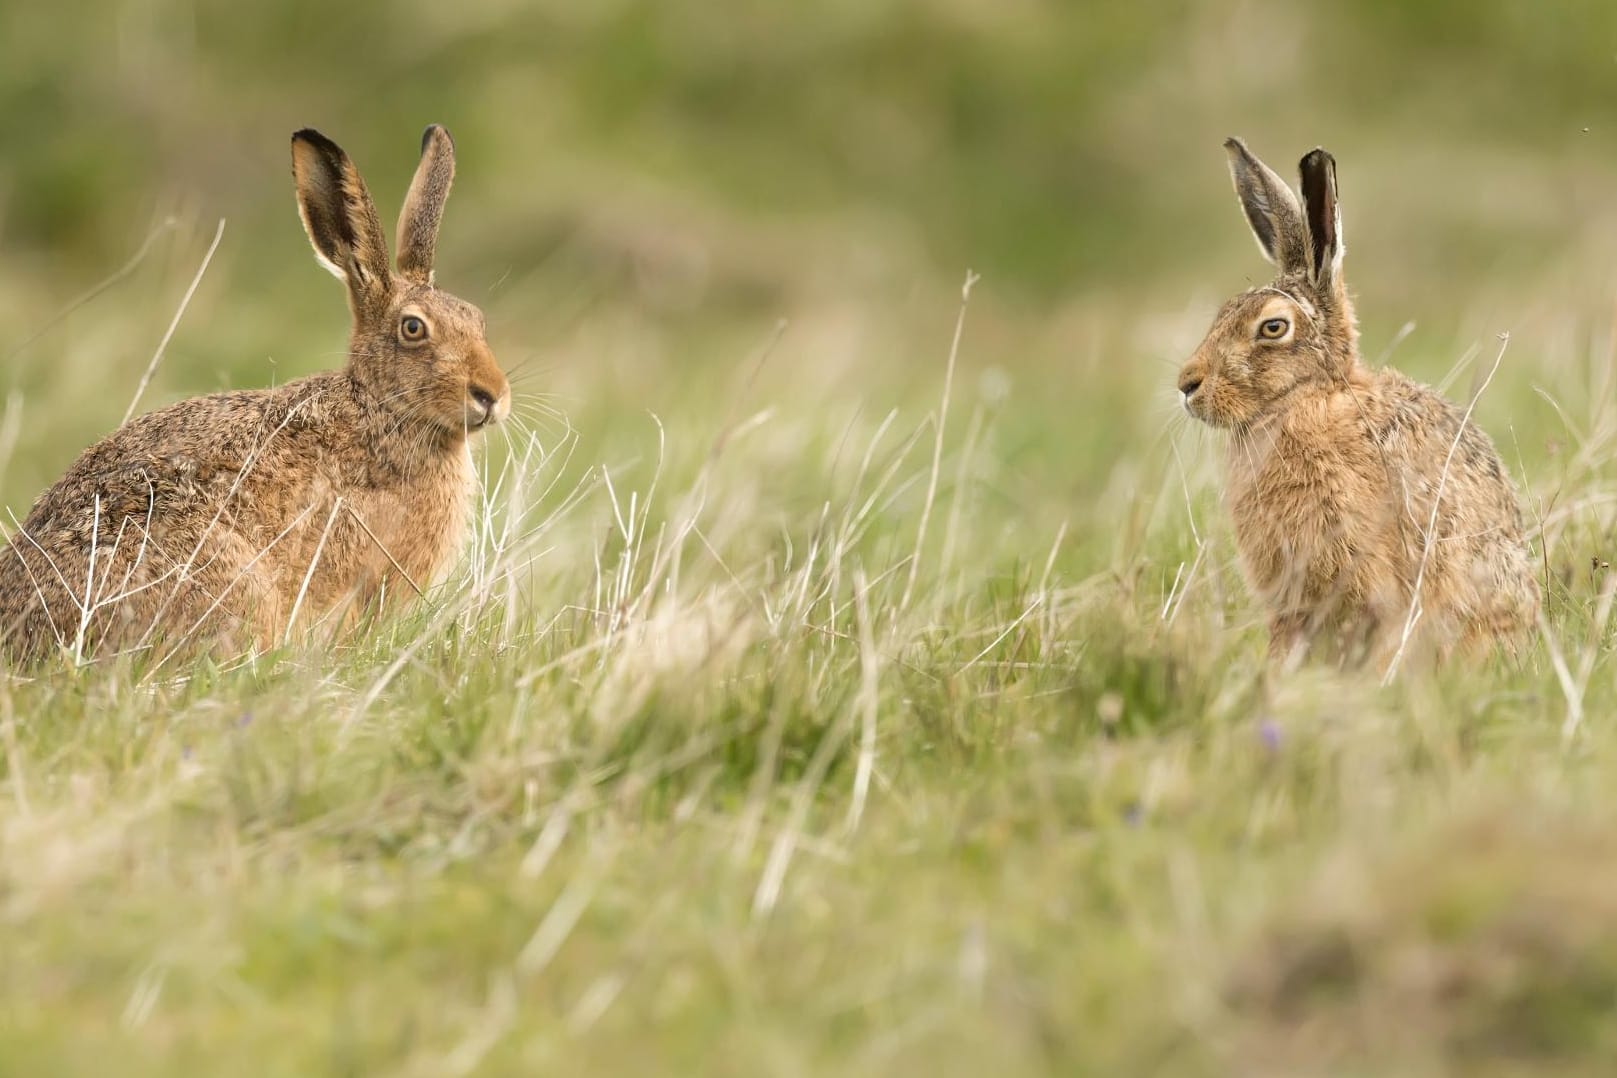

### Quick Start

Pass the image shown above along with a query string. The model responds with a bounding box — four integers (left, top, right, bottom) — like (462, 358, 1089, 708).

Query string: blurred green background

(7, 6, 1617, 1072)
(1, 0, 1615, 516)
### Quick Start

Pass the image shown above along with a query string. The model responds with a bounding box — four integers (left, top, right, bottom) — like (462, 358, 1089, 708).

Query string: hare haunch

(0, 125, 510, 663)
(1176, 138, 1537, 669)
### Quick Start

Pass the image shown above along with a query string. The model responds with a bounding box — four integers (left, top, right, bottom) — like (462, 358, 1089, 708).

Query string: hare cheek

(1219, 360, 1249, 398)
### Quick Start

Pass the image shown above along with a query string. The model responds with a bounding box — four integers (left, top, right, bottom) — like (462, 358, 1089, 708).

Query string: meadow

(4, 1, 1617, 1074)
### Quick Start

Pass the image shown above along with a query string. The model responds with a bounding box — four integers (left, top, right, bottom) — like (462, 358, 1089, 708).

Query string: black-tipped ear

(395, 124, 456, 285)
(1298, 148, 1343, 289)
(1224, 137, 1308, 274)
(291, 128, 392, 309)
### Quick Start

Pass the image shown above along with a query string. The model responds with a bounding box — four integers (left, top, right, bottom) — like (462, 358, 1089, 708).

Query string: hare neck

(345, 372, 469, 480)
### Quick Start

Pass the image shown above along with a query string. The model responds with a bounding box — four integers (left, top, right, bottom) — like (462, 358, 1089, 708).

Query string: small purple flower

(235, 711, 254, 729)
(1258, 719, 1282, 753)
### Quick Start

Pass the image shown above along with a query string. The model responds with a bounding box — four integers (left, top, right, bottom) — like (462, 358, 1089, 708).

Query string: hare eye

(400, 315, 428, 342)
(1257, 317, 1290, 340)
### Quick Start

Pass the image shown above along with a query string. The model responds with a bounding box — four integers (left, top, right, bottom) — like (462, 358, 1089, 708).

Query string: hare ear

(1298, 148, 1343, 291)
(395, 125, 455, 286)
(1224, 137, 1307, 274)
(291, 129, 392, 309)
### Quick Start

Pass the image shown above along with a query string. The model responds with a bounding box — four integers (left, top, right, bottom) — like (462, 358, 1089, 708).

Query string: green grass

(2, 264, 1617, 1074)
(7, 1, 1617, 1073)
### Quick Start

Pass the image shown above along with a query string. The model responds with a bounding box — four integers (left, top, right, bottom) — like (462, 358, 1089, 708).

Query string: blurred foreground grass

(5, 1, 1617, 1074)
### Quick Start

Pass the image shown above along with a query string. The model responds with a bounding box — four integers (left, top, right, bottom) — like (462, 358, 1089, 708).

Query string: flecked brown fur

(1177, 139, 1538, 671)
(0, 125, 510, 664)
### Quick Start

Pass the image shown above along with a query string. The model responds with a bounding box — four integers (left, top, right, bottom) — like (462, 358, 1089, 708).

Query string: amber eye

(1257, 317, 1290, 340)
(400, 315, 428, 342)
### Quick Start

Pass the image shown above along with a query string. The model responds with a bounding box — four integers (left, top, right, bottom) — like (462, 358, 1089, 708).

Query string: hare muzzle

(1178, 370, 1205, 415)
(466, 383, 509, 429)
(463, 347, 511, 429)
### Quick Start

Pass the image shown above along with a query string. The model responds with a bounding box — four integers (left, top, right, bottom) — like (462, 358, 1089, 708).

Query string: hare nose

(469, 387, 497, 415)
(1179, 375, 1203, 399)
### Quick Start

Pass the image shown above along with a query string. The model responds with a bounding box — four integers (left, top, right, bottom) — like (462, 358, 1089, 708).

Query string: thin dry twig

(345, 503, 425, 598)
(5, 216, 179, 364)
(122, 219, 226, 426)
(284, 497, 345, 646)
(1382, 333, 1509, 684)
(902, 270, 978, 610)
(844, 568, 880, 836)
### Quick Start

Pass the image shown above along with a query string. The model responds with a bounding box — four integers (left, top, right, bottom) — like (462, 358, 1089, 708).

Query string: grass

(2, 233, 1617, 1076)
(6, 2, 1617, 1073)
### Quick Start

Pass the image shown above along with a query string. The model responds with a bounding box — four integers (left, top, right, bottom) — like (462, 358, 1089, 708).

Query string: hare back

(1226, 369, 1537, 659)
(0, 372, 476, 662)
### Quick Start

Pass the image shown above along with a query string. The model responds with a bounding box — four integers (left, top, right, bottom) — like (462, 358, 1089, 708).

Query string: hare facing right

(0, 124, 510, 664)
(1175, 138, 1538, 671)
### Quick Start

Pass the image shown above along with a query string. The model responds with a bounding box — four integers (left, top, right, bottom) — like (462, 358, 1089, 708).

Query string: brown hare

(1176, 138, 1537, 672)
(0, 124, 510, 664)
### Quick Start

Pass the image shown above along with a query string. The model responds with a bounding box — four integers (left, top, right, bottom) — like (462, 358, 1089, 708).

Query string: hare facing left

(0, 124, 510, 664)
(1176, 138, 1538, 671)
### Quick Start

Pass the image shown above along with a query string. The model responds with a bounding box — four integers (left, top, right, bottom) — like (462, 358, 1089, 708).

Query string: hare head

(1177, 138, 1358, 430)
(291, 125, 510, 435)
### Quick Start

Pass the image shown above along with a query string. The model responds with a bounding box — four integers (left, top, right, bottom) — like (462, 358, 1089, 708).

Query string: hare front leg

(1266, 612, 1312, 671)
